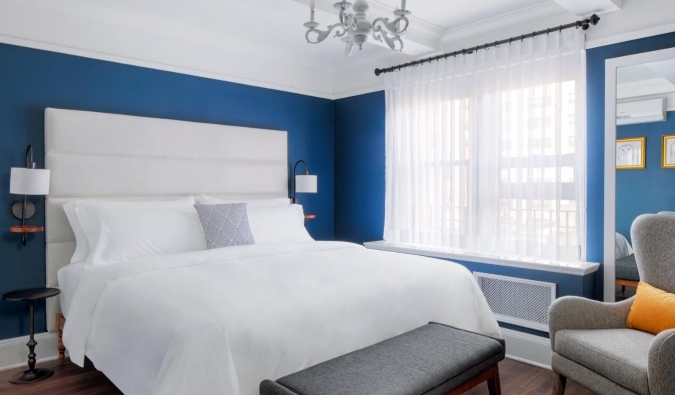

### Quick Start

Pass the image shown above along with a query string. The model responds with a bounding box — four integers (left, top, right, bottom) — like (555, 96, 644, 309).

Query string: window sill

(363, 241, 600, 276)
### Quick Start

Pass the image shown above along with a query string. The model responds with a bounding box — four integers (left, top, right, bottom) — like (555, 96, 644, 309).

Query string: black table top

(2, 288, 60, 302)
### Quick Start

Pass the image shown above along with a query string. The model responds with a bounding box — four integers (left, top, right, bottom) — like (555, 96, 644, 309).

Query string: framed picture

(663, 134, 675, 168)
(616, 137, 646, 170)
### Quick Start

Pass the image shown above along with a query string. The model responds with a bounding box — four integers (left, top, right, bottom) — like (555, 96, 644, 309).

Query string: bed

(45, 108, 500, 395)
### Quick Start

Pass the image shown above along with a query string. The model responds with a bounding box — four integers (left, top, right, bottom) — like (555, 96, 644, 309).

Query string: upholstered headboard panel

(44, 108, 288, 331)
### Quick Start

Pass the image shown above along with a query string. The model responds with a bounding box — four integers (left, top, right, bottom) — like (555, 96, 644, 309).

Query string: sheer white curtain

(384, 30, 587, 262)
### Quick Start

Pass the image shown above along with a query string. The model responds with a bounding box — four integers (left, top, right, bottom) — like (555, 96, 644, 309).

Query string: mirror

(614, 58, 675, 301)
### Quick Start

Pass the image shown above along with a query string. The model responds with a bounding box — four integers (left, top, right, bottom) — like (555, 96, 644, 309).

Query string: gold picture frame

(616, 137, 646, 170)
(663, 134, 675, 168)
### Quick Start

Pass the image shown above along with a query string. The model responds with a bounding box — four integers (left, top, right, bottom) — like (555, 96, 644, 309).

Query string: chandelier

(304, 0, 411, 57)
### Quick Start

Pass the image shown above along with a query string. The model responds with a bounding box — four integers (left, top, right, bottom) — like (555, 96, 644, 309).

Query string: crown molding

(441, 2, 568, 45)
(367, 0, 446, 42)
(0, 34, 336, 100)
(586, 22, 675, 49)
(617, 78, 675, 99)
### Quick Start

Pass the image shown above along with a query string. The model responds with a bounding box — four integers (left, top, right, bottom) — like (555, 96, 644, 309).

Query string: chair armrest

(648, 329, 675, 395)
(549, 296, 634, 349)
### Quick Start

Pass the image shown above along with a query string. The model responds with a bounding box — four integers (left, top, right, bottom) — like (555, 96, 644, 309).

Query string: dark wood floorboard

(0, 358, 595, 395)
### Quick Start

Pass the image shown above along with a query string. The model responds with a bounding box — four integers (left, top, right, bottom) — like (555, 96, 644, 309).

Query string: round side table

(2, 287, 60, 384)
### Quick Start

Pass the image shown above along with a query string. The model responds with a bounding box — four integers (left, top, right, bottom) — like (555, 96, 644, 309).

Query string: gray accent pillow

(194, 203, 255, 249)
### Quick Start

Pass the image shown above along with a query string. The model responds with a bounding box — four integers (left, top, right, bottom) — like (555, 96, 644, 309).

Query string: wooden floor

(0, 358, 595, 395)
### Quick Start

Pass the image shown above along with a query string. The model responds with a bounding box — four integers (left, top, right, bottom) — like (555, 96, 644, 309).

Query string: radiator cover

(474, 272, 556, 332)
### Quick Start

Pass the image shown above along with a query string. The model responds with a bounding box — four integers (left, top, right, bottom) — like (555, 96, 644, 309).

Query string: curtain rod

(374, 14, 601, 76)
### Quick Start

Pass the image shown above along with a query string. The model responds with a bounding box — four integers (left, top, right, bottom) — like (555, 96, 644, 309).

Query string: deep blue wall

(0, 42, 335, 340)
(586, 32, 675, 296)
(334, 91, 386, 243)
(616, 111, 675, 243)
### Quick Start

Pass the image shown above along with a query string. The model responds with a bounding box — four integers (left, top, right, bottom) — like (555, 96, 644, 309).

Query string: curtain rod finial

(374, 68, 382, 76)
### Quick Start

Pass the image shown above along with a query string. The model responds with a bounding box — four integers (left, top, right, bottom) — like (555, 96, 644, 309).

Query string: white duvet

(64, 241, 500, 395)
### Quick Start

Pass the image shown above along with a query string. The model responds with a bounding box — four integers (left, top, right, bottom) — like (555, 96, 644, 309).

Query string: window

(383, 30, 586, 263)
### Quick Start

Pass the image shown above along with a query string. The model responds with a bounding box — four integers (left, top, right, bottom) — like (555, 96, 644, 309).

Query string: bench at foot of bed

(260, 323, 505, 395)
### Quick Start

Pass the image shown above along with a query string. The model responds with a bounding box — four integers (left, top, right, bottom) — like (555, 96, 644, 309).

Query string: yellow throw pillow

(626, 282, 675, 335)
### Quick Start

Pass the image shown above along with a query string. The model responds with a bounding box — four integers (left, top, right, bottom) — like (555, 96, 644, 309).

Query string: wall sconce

(291, 160, 317, 204)
(9, 145, 50, 246)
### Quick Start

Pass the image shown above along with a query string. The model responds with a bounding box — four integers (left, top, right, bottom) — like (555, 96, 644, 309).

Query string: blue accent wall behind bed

(0, 42, 335, 340)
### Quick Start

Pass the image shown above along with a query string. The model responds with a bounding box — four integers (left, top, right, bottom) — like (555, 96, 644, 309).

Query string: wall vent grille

(474, 272, 556, 332)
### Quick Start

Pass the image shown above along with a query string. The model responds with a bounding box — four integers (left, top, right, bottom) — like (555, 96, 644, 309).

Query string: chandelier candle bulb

(310, 0, 315, 11)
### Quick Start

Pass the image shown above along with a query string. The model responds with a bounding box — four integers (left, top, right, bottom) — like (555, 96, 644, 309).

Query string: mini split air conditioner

(617, 98, 667, 125)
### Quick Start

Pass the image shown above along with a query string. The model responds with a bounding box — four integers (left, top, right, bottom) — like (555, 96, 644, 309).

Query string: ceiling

(376, 0, 549, 29)
(0, 0, 630, 98)
(617, 59, 675, 105)
(58, 0, 572, 62)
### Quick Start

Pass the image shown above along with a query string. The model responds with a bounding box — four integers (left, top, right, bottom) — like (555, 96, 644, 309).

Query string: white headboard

(44, 108, 288, 331)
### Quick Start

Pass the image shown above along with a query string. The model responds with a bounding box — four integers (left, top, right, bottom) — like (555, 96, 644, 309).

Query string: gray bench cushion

(260, 323, 505, 395)
(616, 254, 640, 282)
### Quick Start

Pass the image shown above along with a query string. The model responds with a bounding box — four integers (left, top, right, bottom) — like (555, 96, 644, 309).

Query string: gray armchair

(549, 214, 675, 395)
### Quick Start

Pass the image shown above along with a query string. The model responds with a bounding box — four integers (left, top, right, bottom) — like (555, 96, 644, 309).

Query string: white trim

(0, 330, 553, 373)
(603, 47, 675, 302)
(587, 23, 675, 49)
(441, 2, 567, 44)
(364, 241, 600, 276)
(333, 86, 384, 100)
(0, 34, 335, 100)
(502, 328, 552, 370)
(0, 332, 60, 372)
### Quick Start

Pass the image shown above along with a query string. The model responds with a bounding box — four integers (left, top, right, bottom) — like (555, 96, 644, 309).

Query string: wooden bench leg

(56, 314, 66, 365)
(487, 364, 501, 395)
(445, 364, 501, 395)
(552, 372, 567, 395)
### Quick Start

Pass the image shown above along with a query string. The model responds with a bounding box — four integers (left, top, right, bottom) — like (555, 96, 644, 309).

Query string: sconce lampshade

(295, 175, 317, 194)
(10, 168, 50, 196)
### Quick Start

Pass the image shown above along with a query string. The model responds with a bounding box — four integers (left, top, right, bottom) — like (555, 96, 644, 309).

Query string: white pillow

(615, 232, 634, 259)
(195, 195, 290, 208)
(63, 202, 89, 263)
(247, 204, 314, 244)
(76, 198, 205, 267)
(64, 198, 196, 264)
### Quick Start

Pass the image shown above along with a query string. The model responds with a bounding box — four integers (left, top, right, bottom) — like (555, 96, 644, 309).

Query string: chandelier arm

(306, 24, 348, 44)
(377, 31, 404, 52)
(372, 16, 409, 36)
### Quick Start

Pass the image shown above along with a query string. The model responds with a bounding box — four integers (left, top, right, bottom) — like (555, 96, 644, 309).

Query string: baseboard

(0, 332, 60, 372)
(501, 328, 552, 370)
(0, 329, 552, 372)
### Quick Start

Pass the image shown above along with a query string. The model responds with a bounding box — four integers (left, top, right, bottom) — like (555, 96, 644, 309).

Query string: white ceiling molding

(553, 0, 622, 17)
(441, 2, 568, 44)
(0, 0, 336, 99)
(617, 79, 675, 111)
